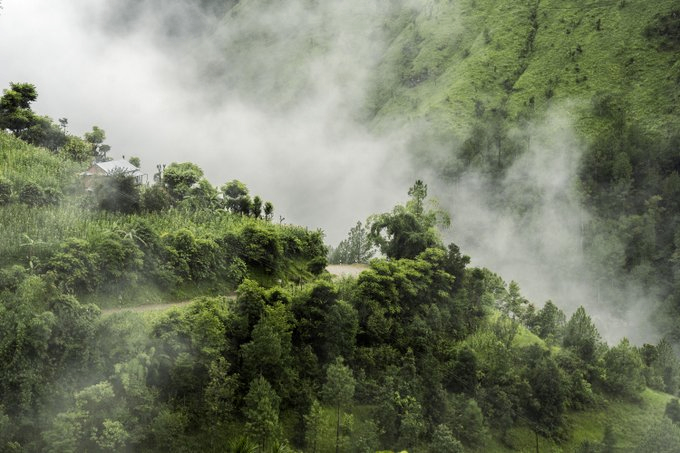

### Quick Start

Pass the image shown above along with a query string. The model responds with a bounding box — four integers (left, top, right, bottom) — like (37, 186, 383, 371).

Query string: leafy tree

(532, 300, 566, 342)
(367, 180, 449, 259)
(329, 221, 374, 264)
(322, 357, 356, 453)
(430, 424, 464, 453)
(522, 345, 566, 438)
(602, 338, 645, 399)
(60, 136, 91, 162)
(241, 303, 294, 398)
(243, 376, 281, 451)
(264, 201, 274, 221)
(304, 399, 324, 453)
(84, 126, 109, 161)
(0, 82, 38, 136)
(141, 184, 173, 212)
(251, 195, 263, 218)
(601, 423, 616, 453)
(450, 397, 488, 448)
(222, 179, 252, 214)
(204, 357, 239, 438)
(95, 169, 141, 214)
(20, 115, 67, 151)
(163, 162, 204, 200)
(562, 306, 604, 364)
(18, 182, 45, 206)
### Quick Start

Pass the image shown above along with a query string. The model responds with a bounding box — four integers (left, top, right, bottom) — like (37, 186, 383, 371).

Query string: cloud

(0, 0, 418, 242)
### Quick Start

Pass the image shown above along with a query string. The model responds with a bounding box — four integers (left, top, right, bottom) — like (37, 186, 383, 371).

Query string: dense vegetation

(2, 115, 680, 450)
(3, 0, 680, 450)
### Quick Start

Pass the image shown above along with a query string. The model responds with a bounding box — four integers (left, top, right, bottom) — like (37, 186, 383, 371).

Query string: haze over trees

(2, 0, 680, 450)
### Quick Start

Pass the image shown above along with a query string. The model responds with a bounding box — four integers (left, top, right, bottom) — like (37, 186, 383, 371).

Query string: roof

(87, 160, 144, 177)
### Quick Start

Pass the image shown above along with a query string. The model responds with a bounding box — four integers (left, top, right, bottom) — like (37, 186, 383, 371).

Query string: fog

(0, 0, 416, 241)
(0, 0, 659, 343)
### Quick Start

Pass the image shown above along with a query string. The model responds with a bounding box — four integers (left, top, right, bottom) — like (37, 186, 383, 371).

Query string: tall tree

(243, 376, 280, 451)
(329, 221, 374, 264)
(322, 357, 356, 453)
(84, 126, 109, 161)
(562, 306, 604, 364)
(0, 82, 38, 136)
(367, 180, 449, 259)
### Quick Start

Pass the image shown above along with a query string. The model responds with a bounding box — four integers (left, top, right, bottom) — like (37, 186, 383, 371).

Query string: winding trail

(102, 264, 369, 315)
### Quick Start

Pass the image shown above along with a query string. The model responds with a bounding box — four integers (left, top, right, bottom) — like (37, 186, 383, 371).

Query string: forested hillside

(2, 0, 680, 451)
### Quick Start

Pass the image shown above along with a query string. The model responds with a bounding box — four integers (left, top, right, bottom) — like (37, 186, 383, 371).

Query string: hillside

(3, 0, 680, 451)
(369, 0, 680, 138)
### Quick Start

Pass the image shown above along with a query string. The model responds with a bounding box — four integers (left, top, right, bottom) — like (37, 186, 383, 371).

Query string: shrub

(19, 182, 45, 206)
(0, 178, 11, 205)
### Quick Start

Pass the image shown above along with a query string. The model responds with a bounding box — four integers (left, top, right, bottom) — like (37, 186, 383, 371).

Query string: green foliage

(163, 162, 204, 200)
(430, 424, 464, 453)
(141, 184, 173, 213)
(84, 126, 109, 161)
(0, 178, 10, 205)
(368, 180, 449, 259)
(0, 82, 38, 136)
(603, 338, 645, 399)
(95, 169, 141, 214)
(329, 221, 374, 264)
(243, 376, 281, 451)
(60, 136, 91, 162)
(563, 306, 604, 365)
(634, 417, 680, 453)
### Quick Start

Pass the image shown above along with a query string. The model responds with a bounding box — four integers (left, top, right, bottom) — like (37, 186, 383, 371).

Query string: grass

(370, 0, 680, 141)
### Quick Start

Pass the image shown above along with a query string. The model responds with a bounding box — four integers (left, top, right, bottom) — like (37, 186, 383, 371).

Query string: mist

(0, 0, 660, 344)
(0, 0, 417, 242)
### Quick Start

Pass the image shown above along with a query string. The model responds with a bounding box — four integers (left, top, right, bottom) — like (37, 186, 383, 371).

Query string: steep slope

(370, 0, 680, 138)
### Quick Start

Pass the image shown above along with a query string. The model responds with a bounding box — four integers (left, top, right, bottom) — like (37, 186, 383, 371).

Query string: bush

(19, 182, 45, 206)
(239, 224, 282, 274)
(141, 185, 173, 212)
(0, 178, 11, 205)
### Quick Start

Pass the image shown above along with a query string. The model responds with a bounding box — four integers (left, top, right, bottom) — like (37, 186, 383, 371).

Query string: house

(80, 159, 148, 191)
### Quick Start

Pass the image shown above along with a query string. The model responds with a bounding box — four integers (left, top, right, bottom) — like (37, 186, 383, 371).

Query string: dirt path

(327, 264, 369, 277)
(101, 300, 195, 315)
(102, 265, 370, 315)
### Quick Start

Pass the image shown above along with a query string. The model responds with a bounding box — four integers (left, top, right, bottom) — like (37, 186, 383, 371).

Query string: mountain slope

(370, 0, 680, 138)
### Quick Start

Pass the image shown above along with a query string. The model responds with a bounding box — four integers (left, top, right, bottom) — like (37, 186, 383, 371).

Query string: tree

(0, 82, 38, 135)
(251, 195, 263, 218)
(322, 357, 356, 453)
(532, 300, 566, 342)
(562, 306, 604, 364)
(329, 221, 374, 264)
(221, 179, 251, 214)
(60, 136, 91, 162)
(204, 357, 239, 425)
(367, 180, 449, 259)
(162, 162, 204, 200)
(20, 115, 67, 151)
(84, 126, 109, 161)
(243, 376, 280, 451)
(95, 169, 141, 214)
(430, 424, 464, 453)
(522, 346, 566, 438)
(264, 201, 274, 221)
(602, 338, 645, 399)
(304, 399, 324, 453)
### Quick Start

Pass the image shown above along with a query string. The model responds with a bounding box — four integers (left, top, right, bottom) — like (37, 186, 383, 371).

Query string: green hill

(369, 0, 679, 138)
